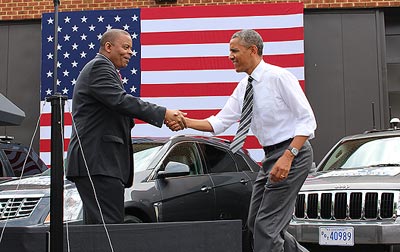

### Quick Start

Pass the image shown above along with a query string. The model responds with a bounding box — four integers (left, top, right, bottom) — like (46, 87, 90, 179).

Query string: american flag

(40, 3, 304, 166)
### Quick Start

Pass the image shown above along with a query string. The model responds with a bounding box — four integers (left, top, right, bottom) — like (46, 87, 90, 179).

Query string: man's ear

(104, 41, 113, 53)
(250, 44, 258, 55)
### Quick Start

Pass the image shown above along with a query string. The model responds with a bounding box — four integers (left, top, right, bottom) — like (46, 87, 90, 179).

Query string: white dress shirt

(207, 60, 316, 146)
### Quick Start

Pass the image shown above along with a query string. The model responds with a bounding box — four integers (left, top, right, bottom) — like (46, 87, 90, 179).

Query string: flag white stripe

(141, 14, 303, 33)
(142, 67, 304, 84)
(42, 96, 233, 113)
(142, 41, 304, 58)
(39, 147, 265, 167)
(142, 96, 229, 109)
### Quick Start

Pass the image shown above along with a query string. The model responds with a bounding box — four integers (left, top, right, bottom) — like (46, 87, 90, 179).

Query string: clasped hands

(164, 109, 187, 131)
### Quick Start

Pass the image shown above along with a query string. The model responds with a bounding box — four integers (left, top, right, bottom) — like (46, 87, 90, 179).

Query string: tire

(124, 215, 143, 223)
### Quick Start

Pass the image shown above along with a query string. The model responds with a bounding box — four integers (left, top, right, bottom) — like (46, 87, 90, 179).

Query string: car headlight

(44, 187, 83, 224)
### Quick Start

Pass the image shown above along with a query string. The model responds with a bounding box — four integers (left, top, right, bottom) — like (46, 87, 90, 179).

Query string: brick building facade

(1, 0, 400, 21)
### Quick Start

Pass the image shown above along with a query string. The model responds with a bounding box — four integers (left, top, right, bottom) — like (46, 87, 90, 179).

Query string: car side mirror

(157, 161, 190, 179)
(309, 162, 317, 174)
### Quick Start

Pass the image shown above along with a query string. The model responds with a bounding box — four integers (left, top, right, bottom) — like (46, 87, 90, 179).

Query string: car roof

(339, 128, 400, 142)
(132, 135, 231, 147)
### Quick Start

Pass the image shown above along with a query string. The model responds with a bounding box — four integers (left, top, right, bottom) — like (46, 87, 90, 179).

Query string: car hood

(0, 169, 153, 197)
(302, 166, 400, 191)
(0, 175, 74, 197)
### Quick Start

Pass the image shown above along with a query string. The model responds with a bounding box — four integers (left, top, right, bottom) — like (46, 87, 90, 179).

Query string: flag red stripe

(141, 3, 302, 19)
(142, 28, 303, 45)
(134, 109, 221, 124)
(142, 54, 304, 71)
(265, 54, 304, 68)
(40, 113, 72, 127)
(142, 80, 304, 97)
(40, 139, 70, 152)
(299, 80, 305, 91)
(201, 135, 262, 149)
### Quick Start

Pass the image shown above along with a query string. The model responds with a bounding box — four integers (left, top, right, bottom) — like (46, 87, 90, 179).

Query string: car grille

(294, 191, 399, 220)
(0, 197, 41, 220)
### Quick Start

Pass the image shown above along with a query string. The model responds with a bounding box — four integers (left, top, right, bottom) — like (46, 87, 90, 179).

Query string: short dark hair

(100, 29, 130, 49)
(231, 29, 264, 56)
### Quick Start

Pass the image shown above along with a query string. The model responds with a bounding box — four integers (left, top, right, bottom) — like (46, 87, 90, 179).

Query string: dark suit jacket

(66, 54, 166, 187)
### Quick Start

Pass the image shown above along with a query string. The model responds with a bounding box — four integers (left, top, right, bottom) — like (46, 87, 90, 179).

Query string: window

(162, 142, 202, 175)
(4, 150, 43, 177)
(200, 144, 237, 173)
(233, 154, 251, 171)
(319, 136, 400, 171)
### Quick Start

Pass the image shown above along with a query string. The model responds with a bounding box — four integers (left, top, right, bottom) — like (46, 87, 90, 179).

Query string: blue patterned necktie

(230, 76, 254, 153)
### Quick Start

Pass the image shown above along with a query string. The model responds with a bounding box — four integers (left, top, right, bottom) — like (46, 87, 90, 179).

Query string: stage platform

(0, 220, 242, 252)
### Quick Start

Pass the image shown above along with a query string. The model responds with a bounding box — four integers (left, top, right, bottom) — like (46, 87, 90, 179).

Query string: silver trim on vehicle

(294, 190, 399, 220)
(0, 196, 42, 220)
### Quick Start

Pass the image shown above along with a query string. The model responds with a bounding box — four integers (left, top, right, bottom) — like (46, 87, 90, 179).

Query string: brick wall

(0, 0, 400, 21)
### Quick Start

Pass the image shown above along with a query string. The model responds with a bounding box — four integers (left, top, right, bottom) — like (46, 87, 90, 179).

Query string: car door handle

(240, 178, 249, 184)
(200, 186, 212, 192)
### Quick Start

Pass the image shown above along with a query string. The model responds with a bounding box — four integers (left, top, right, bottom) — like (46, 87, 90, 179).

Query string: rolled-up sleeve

(207, 81, 246, 135)
(278, 71, 317, 139)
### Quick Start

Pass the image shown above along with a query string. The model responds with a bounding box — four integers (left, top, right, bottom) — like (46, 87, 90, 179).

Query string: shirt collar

(249, 60, 267, 83)
(97, 53, 118, 70)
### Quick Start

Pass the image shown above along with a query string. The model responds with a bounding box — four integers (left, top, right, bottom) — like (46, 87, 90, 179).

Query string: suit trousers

(74, 175, 125, 224)
(247, 140, 312, 252)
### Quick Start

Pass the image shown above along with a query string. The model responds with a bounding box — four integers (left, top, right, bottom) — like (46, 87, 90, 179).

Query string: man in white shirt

(168, 29, 316, 251)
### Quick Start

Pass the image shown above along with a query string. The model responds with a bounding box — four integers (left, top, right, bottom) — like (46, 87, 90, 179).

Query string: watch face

(289, 147, 299, 156)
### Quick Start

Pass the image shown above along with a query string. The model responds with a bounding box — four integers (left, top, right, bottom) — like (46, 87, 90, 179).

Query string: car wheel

(124, 215, 143, 223)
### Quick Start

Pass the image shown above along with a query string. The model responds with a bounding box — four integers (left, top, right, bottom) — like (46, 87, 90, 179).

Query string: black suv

(0, 136, 48, 181)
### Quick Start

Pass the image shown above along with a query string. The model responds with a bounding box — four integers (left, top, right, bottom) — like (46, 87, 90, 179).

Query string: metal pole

(46, 94, 67, 252)
(53, 1, 59, 93)
(47, 1, 67, 252)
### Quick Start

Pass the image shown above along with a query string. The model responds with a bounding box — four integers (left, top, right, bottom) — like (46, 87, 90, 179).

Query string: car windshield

(319, 136, 400, 171)
(40, 142, 164, 176)
(133, 143, 163, 172)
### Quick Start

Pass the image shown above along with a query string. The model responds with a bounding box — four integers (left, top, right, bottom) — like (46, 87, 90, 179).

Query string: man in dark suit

(66, 29, 186, 224)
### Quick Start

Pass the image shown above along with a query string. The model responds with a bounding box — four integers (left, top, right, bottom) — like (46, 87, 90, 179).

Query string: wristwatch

(287, 146, 299, 157)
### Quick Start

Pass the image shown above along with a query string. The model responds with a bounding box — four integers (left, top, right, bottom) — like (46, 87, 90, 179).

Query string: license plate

(319, 226, 354, 246)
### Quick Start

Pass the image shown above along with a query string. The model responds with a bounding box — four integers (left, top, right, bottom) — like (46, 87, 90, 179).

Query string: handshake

(164, 109, 188, 131)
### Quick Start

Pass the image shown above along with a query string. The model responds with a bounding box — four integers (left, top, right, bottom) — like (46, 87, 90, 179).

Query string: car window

(4, 149, 43, 176)
(319, 136, 400, 171)
(199, 143, 238, 173)
(162, 142, 202, 175)
(134, 145, 163, 172)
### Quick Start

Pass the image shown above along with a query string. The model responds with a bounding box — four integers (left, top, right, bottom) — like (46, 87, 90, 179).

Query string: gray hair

(231, 29, 263, 56)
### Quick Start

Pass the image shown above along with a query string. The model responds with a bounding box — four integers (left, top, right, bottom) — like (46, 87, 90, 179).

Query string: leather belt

(263, 138, 293, 154)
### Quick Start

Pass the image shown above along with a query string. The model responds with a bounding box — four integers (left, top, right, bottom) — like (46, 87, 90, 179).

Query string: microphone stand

(46, 1, 67, 251)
